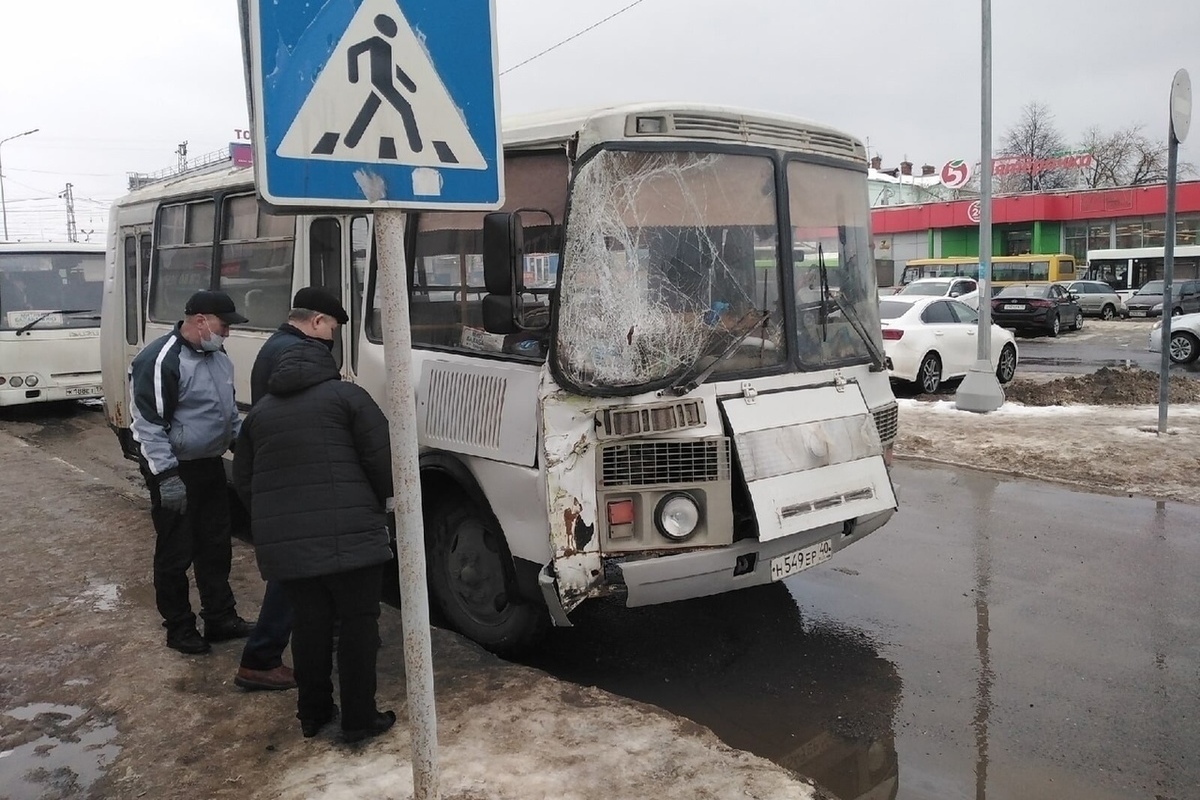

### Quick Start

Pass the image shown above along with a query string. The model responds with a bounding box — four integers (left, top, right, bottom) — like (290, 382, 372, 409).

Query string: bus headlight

(24, 376, 38, 387)
(654, 492, 701, 541)
(10, 376, 23, 388)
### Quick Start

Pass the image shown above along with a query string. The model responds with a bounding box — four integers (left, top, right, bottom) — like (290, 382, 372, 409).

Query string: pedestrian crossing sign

(243, 0, 503, 210)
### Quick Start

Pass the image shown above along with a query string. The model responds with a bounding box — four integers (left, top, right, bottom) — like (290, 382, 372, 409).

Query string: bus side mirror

(484, 212, 523, 295)
(483, 212, 524, 334)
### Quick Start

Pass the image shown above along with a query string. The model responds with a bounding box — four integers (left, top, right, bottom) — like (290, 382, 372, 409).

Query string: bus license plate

(66, 386, 100, 397)
(770, 539, 834, 581)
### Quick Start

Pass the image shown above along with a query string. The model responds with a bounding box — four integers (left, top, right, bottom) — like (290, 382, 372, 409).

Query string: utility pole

(176, 141, 189, 173)
(60, 183, 78, 243)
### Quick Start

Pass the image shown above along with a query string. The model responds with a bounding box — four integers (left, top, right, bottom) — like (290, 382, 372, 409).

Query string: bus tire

(424, 492, 548, 657)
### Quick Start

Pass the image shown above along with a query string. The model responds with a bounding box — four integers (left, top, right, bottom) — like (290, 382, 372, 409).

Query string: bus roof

(113, 103, 866, 209)
(906, 254, 1071, 264)
(502, 103, 865, 161)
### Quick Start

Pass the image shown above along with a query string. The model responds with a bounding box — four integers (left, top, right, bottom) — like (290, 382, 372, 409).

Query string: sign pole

(955, 0, 1005, 413)
(1158, 68, 1192, 435)
(377, 210, 440, 799)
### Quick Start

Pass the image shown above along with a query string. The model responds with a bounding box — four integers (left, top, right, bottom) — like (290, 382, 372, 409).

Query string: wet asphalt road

(521, 461, 1200, 800)
(1013, 318, 1200, 378)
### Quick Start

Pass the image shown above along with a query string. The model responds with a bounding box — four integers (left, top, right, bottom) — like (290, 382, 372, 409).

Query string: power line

(500, 0, 650, 77)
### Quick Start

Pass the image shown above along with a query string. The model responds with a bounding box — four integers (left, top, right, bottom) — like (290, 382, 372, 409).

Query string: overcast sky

(1, 0, 1197, 240)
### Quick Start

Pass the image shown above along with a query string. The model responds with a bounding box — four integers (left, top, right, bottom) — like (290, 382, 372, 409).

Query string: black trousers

(282, 563, 384, 731)
(141, 457, 237, 633)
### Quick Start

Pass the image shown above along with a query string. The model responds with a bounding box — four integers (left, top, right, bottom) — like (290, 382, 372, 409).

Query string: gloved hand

(158, 475, 188, 514)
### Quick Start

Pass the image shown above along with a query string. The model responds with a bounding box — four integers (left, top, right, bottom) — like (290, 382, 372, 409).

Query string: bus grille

(873, 403, 899, 445)
(600, 438, 730, 488)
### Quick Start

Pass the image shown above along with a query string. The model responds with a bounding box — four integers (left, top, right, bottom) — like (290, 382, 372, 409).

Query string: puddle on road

(0, 703, 120, 799)
(517, 584, 901, 800)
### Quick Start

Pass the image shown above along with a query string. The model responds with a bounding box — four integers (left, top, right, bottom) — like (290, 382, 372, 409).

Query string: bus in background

(1086, 245, 1200, 296)
(897, 254, 1076, 292)
(100, 104, 899, 655)
(0, 242, 105, 406)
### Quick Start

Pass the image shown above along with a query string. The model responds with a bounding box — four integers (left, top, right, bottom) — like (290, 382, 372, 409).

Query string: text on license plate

(1130, 310, 1147, 317)
(1003, 304, 1024, 310)
(770, 538, 834, 581)
(66, 386, 100, 397)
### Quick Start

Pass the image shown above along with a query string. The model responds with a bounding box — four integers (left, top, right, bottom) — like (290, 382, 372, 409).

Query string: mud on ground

(895, 368, 1200, 505)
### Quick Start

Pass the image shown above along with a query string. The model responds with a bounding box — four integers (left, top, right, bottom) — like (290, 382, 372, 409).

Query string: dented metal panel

(721, 383, 896, 542)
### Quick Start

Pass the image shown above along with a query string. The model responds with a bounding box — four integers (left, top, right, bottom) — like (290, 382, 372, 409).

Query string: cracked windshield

(787, 159, 883, 369)
(555, 150, 784, 392)
(0, 251, 104, 331)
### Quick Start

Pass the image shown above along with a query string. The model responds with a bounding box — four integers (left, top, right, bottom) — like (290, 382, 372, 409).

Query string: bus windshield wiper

(817, 244, 831, 342)
(666, 309, 770, 397)
(15, 309, 93, 336)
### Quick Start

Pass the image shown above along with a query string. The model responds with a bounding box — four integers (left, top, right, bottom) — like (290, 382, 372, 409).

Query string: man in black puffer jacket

(232, 338, 396, 743)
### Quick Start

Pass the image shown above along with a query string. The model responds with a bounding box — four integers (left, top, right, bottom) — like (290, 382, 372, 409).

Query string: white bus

(0, 242, 105, 406)
(100, 104, 900, 654)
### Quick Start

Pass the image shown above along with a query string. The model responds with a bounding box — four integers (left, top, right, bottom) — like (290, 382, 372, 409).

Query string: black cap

(293, 286, 349, 324)
(185, 290, 248, 324)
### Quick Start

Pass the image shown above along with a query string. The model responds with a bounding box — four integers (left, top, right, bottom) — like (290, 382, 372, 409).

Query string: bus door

(118, 226, 152, 360)
(306, 215, 354, 378)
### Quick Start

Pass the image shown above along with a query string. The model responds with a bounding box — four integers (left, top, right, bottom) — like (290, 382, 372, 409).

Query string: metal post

(0, 128, 39, 241)
(375, 210, 440, 799)
(955, 0, 1005, 412)
(1157, 68, 1191, 433)
(1158, 135, 1178, 433)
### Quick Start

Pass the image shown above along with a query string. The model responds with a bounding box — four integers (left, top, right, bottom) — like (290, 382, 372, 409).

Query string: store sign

(940, 159, 972, 189)
(967, 200, 981, 224)
(992, 152, 1093, 176)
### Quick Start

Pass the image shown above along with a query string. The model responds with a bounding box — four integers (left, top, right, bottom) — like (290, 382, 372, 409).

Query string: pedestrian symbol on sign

(276, 0, 486, 170)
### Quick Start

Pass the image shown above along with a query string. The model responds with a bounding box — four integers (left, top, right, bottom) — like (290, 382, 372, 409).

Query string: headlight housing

(1152, 302, 1164, 312)
(654, 492, 701, 541)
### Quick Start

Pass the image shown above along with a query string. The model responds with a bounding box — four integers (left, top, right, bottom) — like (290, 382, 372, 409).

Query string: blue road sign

(244, 0, 503, 209)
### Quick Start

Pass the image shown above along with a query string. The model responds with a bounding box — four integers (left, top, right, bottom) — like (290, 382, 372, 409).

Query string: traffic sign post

(1158, 68, 1192, 435)
(240, 2, 505, 796)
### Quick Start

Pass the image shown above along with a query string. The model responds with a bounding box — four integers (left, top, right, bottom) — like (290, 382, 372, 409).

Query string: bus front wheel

(424, 493, 547, 656)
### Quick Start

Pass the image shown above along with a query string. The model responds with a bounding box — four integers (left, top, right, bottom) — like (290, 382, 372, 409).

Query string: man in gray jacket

(129, 290, 255, 655)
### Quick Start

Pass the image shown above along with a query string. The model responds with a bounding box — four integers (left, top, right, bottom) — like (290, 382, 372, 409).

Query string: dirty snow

(897, 368, 1200, 504)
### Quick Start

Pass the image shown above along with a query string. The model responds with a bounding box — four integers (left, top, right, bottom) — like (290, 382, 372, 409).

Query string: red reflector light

(881, 328, 904, 340)
(607, 499, 636, 526)
(1028, 299, 1052, 308)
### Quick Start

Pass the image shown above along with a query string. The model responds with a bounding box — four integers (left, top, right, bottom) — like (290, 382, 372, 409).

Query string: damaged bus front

(482, 112, 899, 619)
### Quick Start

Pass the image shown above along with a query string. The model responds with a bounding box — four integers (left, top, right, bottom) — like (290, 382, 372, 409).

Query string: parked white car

(1149, 312, 1200, 364)
(892, 276, 978, 300)
(879, 296, 1019, 393)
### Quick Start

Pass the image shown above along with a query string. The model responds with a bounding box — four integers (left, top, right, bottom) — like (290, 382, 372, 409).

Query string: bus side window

(310, 217, 341, 291)
(350, 216, 369, 372)
(218, 195, 295, 329)
(151, 200, 215, 322)
(123, 235, 139, 345)
(139, 234, 152, 338)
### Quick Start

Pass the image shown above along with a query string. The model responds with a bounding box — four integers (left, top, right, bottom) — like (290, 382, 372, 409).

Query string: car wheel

(1072, 310, 1084, 331)
(1047, 314, 1060, 337)
(1172, 307, 1183, 317)
(995, 343, 1017, 384)
(1101, 304, 1116, 321)
(916, 352, 942, 394)
(424, 492, 548, 657)
(1168, 331, 1200, 364)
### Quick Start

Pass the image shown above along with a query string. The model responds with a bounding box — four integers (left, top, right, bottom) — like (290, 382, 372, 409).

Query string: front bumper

(613, 508, 895, 607)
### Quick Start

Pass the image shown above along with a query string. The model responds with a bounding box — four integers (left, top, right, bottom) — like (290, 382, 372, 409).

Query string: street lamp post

(0, 128, 40, 241)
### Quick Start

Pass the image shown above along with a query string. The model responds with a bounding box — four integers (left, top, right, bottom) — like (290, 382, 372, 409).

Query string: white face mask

(199, 318, 225, 352)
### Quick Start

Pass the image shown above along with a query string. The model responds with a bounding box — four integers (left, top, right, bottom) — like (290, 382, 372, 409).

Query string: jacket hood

(267, 340, 340, 396)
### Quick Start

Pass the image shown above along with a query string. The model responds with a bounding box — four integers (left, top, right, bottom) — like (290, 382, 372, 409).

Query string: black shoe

(204, 615, 256, 643)
(342, 710, 396, 744)
(300, 705, 338, 739)
(167, 627, 212, 655)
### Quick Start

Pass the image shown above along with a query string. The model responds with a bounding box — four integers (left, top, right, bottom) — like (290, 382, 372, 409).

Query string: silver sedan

(1149, 313, 1200, 364)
